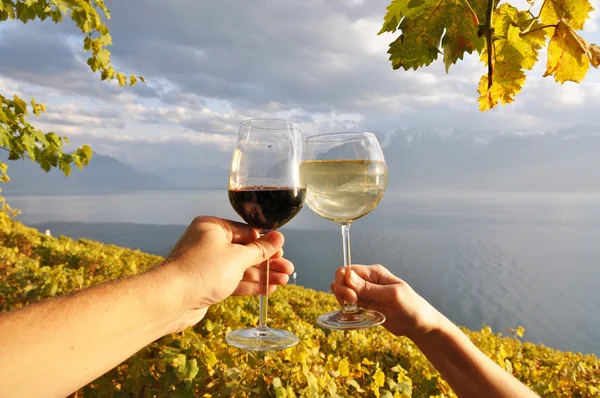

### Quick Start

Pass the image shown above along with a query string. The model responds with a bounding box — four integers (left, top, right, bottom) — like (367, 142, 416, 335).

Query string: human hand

(163, 216, 294, 332)
(331, 265, 442, 339)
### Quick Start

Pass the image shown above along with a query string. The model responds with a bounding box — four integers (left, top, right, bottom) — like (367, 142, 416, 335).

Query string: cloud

(0, 0, 599, 170)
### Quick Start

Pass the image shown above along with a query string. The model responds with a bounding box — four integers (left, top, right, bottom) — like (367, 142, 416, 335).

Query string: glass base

(226, 326, 299, 351)
(317, 308, 386, 331)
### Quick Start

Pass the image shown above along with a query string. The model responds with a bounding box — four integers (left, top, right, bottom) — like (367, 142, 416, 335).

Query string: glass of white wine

(301, 132, 388, 330)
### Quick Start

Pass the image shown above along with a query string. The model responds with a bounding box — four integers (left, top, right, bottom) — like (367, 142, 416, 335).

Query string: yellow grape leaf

(373, 369, 386, 388)
(540, 0, 594, 30)
(590, 44, 600, 68)
(338, 358, 350, 377)
(544, 20, 591, 83)
(492, 5, 547, 70)
(347, 379, 365, 393)
(478, 4, 544, 110)
(516, 326, 526, 338)
(379, 0, 486, 72)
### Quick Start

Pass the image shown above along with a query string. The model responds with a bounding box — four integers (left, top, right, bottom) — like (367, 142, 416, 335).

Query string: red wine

(228, 187, 306, 231)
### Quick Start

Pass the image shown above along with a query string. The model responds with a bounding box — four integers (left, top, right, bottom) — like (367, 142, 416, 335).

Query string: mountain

(1, 153, 176, 193)
(153, 165, 229, 189)
(3, 126, 600, 194)
(382, 127, 600, 192)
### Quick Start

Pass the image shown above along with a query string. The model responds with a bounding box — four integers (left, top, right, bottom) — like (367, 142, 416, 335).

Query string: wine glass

(227, 119, 305, 351)
(301, 132, 388, 330)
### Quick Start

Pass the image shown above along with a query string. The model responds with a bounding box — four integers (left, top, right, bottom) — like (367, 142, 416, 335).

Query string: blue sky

(0, 0, 599, 171)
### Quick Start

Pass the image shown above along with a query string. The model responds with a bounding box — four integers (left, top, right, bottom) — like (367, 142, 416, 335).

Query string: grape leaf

(338, 358, 350, 377)
(478, 61, 526, 110)
(544, 20, 596, 83)
(379, 0, 486, 72)
(540, 0, 594, 30)
(478, 4, 546, 110)
(373, 369, 386, 388)
(590, 44, 600, 68)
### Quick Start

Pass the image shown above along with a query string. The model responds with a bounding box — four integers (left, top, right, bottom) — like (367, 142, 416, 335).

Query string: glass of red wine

(227, 118, 306, 351)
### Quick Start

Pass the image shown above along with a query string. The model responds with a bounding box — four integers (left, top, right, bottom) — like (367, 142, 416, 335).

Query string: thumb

(240, 231, 284, 268)
(345, 270, 385, 302)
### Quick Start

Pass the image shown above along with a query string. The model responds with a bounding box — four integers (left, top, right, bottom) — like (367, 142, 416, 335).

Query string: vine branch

(484, 0, 496, 89)
(520, 24, 557, 37)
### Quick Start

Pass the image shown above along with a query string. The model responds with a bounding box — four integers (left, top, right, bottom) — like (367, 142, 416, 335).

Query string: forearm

(410, 316, 538, 398)
(0, 265, 183, 398)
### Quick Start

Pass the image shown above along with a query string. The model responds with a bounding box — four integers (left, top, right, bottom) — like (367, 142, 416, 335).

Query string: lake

(5, 189, 600, 355)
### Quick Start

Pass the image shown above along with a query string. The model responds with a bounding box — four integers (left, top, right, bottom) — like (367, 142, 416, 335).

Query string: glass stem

(340, 222, 358, 314)
(258, 256, 270, 329)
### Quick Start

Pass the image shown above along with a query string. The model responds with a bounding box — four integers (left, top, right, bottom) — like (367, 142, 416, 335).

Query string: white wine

(300, 159, 387, 223)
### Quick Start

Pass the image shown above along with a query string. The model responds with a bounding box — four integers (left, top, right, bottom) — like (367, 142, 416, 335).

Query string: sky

(0, 0, 599, 171)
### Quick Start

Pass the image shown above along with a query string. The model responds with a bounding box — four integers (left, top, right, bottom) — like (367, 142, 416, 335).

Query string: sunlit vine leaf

(539, 0, 594, 30)
(380, 0, 599, 111)
(0, 213, 599, 396)
(544, 20, 599, 83)
(478, 4, 547, 110)
(378, 0, 486, 72)
(0, 0, 146, 206)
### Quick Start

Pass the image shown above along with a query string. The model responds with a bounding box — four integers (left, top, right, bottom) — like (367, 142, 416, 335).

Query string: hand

(331, 264, 442, 339)
(163, 216, 294, 332)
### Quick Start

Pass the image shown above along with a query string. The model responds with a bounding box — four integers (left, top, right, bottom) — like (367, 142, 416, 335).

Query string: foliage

(0, 0, 145, 202)
(379, 0, 600, 111)
(1, 214, 599, 397)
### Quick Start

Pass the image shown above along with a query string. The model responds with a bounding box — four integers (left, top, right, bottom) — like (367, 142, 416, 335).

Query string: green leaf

(381, 0, 486, 71)
(185, 358, 199, 380)
(202, 347, 218, 367)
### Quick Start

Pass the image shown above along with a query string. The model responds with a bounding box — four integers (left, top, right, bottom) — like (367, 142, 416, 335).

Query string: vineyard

(0, 213, 598, 397)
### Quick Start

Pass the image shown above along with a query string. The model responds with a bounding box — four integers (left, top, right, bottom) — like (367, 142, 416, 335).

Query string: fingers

(330, 273, 386, 314)
(239, 231, 285, 269)
(212, 217, 261, 243)
(331, 283, 358, 306)
(346, 264, 399, 285)
(267, 257, 293, 274)
(232, 282, 279, 296)
(345, 269, 388, 302)
(238, 257, 293, 287)
(332, 265, 393, 303)
(241, 267, 291, 286)
(355, 297, 386, 314)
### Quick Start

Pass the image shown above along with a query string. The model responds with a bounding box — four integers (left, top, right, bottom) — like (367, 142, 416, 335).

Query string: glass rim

(304, 131, 378, 143)
(240, 118, 299, 131)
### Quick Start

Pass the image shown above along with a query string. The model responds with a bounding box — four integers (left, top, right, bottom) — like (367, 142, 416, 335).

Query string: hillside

(0, 213, 598, 397)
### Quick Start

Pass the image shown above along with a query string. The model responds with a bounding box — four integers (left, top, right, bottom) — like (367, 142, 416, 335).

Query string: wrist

(407, 310, 449, 345)
(139, 263, 189, 336)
